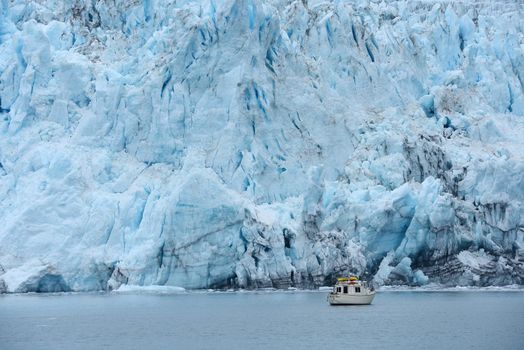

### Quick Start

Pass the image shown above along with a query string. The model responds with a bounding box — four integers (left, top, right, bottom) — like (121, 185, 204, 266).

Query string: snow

(458, 250, 493, 270)
(0, 0, 523, 292)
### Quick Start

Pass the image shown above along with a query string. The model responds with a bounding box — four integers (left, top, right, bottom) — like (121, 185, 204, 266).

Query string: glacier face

(0, 0, 523, 292)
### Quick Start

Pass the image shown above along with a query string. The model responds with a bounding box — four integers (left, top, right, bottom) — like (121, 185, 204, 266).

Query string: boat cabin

(332, 276, 366, 295)
(334, 285, 362, 294)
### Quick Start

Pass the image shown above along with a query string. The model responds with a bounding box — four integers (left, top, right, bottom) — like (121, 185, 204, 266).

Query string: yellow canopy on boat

(337, 276, 360, 282)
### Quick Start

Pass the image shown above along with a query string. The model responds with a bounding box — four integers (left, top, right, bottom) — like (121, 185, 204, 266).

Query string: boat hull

(328, 292, 375, 305)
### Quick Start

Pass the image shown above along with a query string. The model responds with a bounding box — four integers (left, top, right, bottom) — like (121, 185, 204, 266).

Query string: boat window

(337, 287, 341, 293)
(343, 286, 348, 294)
(355, 287, 361, 293)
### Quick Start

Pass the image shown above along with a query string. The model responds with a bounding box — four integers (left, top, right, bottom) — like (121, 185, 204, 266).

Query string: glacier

(0, 0, 523, 293)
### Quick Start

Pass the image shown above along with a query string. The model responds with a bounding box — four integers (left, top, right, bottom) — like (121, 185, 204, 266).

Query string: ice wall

(0, 0, 523, 292)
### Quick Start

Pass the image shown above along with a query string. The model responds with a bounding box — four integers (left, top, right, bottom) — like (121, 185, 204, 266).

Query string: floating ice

(113, 284, 186, 294)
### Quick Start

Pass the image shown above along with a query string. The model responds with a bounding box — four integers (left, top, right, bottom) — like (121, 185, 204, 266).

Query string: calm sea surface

(1, 290, 523, 350)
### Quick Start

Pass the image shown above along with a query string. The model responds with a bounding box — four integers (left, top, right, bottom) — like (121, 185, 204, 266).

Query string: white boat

(327, 276, 376, 305)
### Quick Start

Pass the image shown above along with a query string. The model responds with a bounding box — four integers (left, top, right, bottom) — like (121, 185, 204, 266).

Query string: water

(1, 291, 523, 350)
